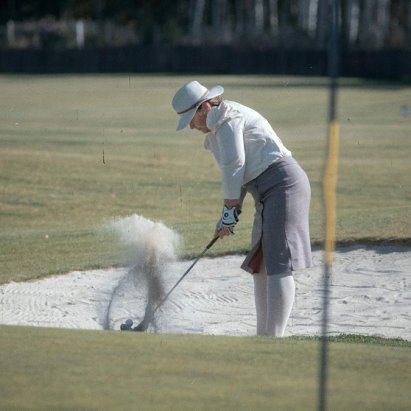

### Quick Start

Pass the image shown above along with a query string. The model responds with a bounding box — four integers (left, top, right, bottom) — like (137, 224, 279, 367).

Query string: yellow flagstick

(318, 2, 340, 411)
(323, 120, 340, 266)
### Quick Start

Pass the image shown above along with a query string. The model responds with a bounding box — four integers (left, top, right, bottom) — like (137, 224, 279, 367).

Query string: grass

(0, 326, 410, 411)
(1, 74, 410, 283)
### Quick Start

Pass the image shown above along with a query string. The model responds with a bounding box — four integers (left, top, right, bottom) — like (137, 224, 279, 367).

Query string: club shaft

(151, 236, 218, 316)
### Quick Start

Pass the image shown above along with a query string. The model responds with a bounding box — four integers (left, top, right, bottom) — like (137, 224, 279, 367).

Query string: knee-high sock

(253, 270, 267, 336)
(266, 273, 295, 337)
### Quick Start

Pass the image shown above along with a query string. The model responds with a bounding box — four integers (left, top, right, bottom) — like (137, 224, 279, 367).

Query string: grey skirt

(241, 156, 312, 275)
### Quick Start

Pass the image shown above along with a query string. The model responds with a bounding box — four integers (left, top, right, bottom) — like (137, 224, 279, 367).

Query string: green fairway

(0, 326, 409, 411)
(1, 74, 410, 283)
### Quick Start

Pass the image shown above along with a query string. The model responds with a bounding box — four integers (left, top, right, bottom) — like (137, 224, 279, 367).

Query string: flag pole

(319, 1, 340, 411)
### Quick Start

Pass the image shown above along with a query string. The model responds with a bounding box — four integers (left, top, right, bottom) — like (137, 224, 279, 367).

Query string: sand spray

(110, 214, 181, 314)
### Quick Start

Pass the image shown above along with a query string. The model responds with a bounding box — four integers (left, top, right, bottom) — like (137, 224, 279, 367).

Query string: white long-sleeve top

(204, 100, 292, 199)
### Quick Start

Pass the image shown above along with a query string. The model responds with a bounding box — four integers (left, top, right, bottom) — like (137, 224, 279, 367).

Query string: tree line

(1, 0, 410, 50)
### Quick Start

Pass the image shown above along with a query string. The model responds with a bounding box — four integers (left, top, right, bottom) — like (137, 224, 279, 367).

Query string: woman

(172, 81, 312, 337)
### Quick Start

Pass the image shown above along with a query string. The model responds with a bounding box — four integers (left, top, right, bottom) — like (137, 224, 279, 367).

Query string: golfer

(172, 81, 312, 337)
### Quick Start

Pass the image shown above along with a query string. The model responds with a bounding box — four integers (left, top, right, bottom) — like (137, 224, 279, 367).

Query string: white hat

(172, 81, 224, 131)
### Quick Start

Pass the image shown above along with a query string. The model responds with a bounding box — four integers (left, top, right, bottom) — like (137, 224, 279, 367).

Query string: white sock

(253, 270, 267, 336)
(266, 273, 295, 337)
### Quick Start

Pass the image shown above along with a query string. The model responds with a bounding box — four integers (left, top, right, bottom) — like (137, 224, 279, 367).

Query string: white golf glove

(218, 206, 241, 230)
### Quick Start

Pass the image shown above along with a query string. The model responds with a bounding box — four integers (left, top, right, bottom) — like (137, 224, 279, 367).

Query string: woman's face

(190, 103, 211, 133)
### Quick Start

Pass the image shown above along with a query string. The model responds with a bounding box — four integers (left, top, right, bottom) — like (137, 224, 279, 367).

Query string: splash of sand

(110, 214, 181, 311)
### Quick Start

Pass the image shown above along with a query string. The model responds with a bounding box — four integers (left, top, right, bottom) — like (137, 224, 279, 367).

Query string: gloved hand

(217, 206, 241, 233)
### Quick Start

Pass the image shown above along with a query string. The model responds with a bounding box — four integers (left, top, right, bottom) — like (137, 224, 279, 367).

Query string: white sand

(1, 245, 410, 341)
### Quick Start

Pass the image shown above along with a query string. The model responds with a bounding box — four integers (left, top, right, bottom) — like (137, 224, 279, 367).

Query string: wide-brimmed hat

(172, 81, 224, 131)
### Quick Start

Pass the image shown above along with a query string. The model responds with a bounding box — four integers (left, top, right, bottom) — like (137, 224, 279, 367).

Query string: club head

(133, 318, 150, 332)
(133, 305, 154, 332)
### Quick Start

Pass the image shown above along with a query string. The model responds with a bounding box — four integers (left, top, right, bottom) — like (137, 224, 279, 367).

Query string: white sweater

(204, 100, 291, 199)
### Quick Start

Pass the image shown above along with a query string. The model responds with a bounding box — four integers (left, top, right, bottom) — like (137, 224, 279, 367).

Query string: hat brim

(176, 85, 224, 131)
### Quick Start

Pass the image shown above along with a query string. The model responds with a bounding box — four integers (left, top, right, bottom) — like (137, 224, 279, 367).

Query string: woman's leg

(266, 272, 295, 337)
(253, 258, 295, 337)
(253, 265, 267, 336)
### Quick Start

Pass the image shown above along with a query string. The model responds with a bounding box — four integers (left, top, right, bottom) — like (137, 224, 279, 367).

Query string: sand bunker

(1, 244, 410, 341)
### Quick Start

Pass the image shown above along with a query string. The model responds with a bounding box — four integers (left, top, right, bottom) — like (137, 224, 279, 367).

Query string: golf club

(121, 236, 219, 332)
